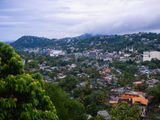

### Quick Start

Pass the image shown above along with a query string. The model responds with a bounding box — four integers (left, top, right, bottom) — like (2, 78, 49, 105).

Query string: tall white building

(143, 51, 160, 61)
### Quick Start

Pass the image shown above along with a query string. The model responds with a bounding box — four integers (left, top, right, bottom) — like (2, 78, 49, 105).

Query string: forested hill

(11, 33, 94, 49)
(11, 32, 160, 52)
(11, 36, 55, 49)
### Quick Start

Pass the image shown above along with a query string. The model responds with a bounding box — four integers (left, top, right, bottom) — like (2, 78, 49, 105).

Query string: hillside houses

(109, 90, 149, 117)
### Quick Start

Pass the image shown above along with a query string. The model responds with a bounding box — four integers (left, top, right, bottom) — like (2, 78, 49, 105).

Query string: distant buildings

(49, 50, 65, 57)
(143, 51, 160, 61)
(88, 50, 98, 59)
(23, 48, 65, 57)
(146, 79, 159, 88)
(99, 52, 113, 61)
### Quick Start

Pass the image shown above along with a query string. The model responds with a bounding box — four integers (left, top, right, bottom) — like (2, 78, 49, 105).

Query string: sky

(0, 0, 160, 41)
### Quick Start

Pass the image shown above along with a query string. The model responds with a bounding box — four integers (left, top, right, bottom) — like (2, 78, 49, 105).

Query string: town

(11, 32, 160, 120)
(1, 0, 160, 119)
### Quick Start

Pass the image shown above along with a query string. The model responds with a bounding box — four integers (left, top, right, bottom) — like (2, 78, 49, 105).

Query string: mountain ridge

(11, 32, 160, 52)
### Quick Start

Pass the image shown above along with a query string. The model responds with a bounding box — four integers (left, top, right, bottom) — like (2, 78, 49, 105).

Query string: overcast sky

(0, 0, 160, 41)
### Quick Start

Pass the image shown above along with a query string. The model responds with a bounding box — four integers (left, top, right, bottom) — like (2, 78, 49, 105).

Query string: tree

(45, 83, 87, 120)
(0, 42, 58, 120)
(59, 76, 78, 92)
(0, 42, 24, 77)
(110, 103, 140, 120)
(149, 84, 160, 103)
(84, 90, 109, 116)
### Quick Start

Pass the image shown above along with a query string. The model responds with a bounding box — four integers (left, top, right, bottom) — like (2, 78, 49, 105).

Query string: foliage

(0, 74, 58, 120)
(142, 59, 160, 69)
(83, 90, 109, 116)
(0, 42, 24, 77)
(90, 116, 105, 120)
(0, 42, 58, 120)
(59, 76, 78, 92)
(110, 103, 140, 120)
(149, 84, 160, 103)
(45, 83, 87, 120)
(111, 61, 138, 86)
(11, 36, 55, 49)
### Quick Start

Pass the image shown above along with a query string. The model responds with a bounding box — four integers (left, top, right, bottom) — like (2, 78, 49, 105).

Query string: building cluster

(143, 51, 160, 61)
(109, 79, 160, 118)
(49, 50, 65, 57)
(23, 47, 160, 63)
(24, 48, 65, 57)
(23, 41, 160, 119)
(74, 49, 143, 63)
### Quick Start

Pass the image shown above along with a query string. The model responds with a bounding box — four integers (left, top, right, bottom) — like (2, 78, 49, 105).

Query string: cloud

(0, 0, 160, 41)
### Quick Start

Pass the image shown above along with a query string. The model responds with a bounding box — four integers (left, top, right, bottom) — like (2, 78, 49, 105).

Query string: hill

(11, 32, 160, 52)
(11, 36, 55, 49)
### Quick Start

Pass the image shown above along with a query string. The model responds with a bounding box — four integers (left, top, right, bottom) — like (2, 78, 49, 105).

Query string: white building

(143, 51, 160, 61)
(49, 50, 65, 57)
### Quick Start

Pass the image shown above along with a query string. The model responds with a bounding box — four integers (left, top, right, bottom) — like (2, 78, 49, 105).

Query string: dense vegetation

(110, 103, 140, 120)
(0, 42, 58, 120)
(45, 83, 87, 120)
(12, 36, 55, 49)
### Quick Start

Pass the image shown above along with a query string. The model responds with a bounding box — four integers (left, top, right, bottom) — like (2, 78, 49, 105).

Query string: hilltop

(11, 36, 56, 49)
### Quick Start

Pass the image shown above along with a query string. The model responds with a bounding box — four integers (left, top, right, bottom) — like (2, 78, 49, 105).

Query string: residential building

(143, 51, 160, 61)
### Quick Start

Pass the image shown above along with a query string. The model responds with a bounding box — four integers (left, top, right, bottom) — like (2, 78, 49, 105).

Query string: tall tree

(45, 83, 87, 120)
(0, 42, 58, 120)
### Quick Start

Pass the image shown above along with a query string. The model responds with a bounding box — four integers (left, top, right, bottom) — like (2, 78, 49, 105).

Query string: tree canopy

(0, 42, 58, 120)
(110, 103, 140, 120)
(0, 42, 24, 77)
(45, 83, 87, 120)
(149, 84, 160, 103)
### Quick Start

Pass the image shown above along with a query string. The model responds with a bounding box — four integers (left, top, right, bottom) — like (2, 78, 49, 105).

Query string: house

(143, 51, 160, 61)
(76, 81, 88, 88)
(138, 66, 150, 75)
(88, 50, 98, 59)
(103, 76, 112, 84)
(49, 50, 65, 57)
(109, 96, 119, 104)
(101, 68, 111, 75)
(119, 91, 149, 117)
(97, 110, 110, 120)
(57, 73, 66, 79)
(70, 64, 77, 68)
(111, 87, 132, 95)
(119, 91, 148, 106)
(146, 79, 159, 88)
(133, 81, 144, 85)
(99, 52, 113, 61)
(133, 81, 144, 86)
